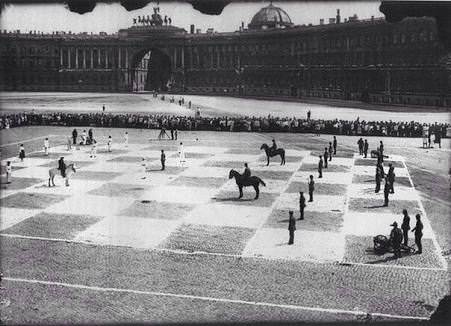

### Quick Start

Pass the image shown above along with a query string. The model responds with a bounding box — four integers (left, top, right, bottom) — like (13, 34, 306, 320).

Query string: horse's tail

(259, 178, 266, 187)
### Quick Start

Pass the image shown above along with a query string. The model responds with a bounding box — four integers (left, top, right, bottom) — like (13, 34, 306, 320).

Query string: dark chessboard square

(169, 176, 227, 188)
(203, 160, 243, 169)
(72, 170, 122, 181)
(96, 149, 129, 155)
(107, 156, 144, 163)
(184, 152, 214, 159)
(0, 212, 101, 239)
(146, 166, 187, 174)
(354, 159, 404, 168)
(88, 183, 151, 197)
(265, 209, 343, 232)
(343, 235, 444, 269)
(27, 152, 68, 159)
(142, 144, 179, 151)
(119, 200, 194, 220)
(0, 192, 68, 209)
(225, 148, 262, 155)
(352, 174, 412, 187)
(0, 177, 42, 190)
(348, 198, 421, 215)
(213, 190, 277, 207)
(299, 163, 350, 173)
(252, 170, 293, 180)
(309, 151, 354, 159)
(159, 224, 255, 255)
(285, 182, 347, 196)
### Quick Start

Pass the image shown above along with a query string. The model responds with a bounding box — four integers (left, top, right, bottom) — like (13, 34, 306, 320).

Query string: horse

(260, 143, 286, 166)
(48, 163, 77, 187)
(229, 169, 266, 199)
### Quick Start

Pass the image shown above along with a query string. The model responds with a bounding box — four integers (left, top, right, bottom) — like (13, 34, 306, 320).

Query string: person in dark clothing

(270, 139, 277, 155)
(390, 221, 403, 258)
(357, 138, 364, 155)
(363, 139, 369, 158)
(288, 211, 296, 245)
(243, 163, 251, 182)
(308, 175, 315, 202)
(160, 150, 166, 170)
(383, 177, 391, 206)
(328, 142, 333, 161)
(401, 209, 410, 246)
(323, 147, 328, 168)
(333, 136, 337, 155)
(307, 110, 311, 120)
(379, 141, 384, 162)
(88, 129, 93, 144)
(375, 162, 385, 193)
(412, 214, 423, 254)
(72, 129, 78, 145)
(387, 164, 396, 194)
(170, 127, 174, 140)
(299, 192, 306, 220)
(58, 157, 67, 178)
(318, 156, 323, 178)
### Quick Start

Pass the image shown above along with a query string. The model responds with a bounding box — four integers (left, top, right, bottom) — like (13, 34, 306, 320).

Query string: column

(118, 48, 121, 69)
(90, 49, 93, 69)
(125, 49, 128, 69)
(181, 47, 185, 68)
(67, 48, 71, 69)
(217, 47, 220, 68)
(60, 48, 63, 67)
(105, 49, 108, 69)
(75, 48, 79, 69)
(174, 47, 177, 69)
(83, 49, 86, 69)
(98, 48, 101, 67)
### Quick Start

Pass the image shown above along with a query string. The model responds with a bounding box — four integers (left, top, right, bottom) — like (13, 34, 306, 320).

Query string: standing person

(318, 155, 323, 178)
(412, 214, 423, 254)
(88, 129, 93, 145)
(323, 147, 328, 168)
(307, 110, 311, 120)
(170, 127, 174, 140)
(363, 139, 369, 158)
(160, 149, 166, 170)
(328, 142, 333, 161)
(401, 209, 410, 246)
(333, 136, 337, 155)
(102, 104, 106, 113)
(5, 161, 12, 184)
(357, 138, 364, 155)
(67, 136, 72, 151)
(299, 192, 306, 220)
(90, 140, 97, 158)
(81, 130, 87, 145)
(288, 211, 296, 245)
(124, 131, 129, 148)
(18, 144, 25, 162)
(175, 129, 178, 140)
(379, 141, 384, 162)
(375, 161, 385, 193)
(389, 221, 403, 259)
(43, 137, 50, 156)
(308, 175, 315, 202)
(178, 142, 186, 166)
(58, 157, 66, 178)
(107, 136, 112, 152)
(435, 132, 442, 149)
(72, 128, 78, 145)
(387, 163, 396, 194)
(383, 177, 391, 206)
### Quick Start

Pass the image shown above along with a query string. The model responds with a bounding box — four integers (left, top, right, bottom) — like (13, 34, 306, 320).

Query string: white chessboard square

(140, 185, 216, 204)
(165, 157, 207, 168)
(10, 157, 59, 168)
(348, 183, 418, 201)
(242, 228, 345, 262)
(12, 166, 50, 179)
(342, 212, 434, 239)
(47, 194, 134, 217)
(352, 165, 410, 177)
(184, 203, 271, 229)
(253, 162, 300, 172)
(74, 216, 180, 249)
(22, 179, 106, 196)
(292, 171, 352, 185)
(180, 166, 230, 178)
(114, 172, 177, 186)
(185, 146, 228, 154)
(212, 153, 261, 163)
(0, 207, 42, 231)
(284, 149, 310, 157)
(88, 161, 142, 173)
(277, 193, 346, 213)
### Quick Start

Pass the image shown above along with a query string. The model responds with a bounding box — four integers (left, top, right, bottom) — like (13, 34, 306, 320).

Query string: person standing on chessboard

(43, 137, 50, 156)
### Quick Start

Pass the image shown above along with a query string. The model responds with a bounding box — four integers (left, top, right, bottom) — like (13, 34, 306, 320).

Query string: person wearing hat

(389, 221, 403, 258)
(288, 211, 296, 245)
(270, 139, 277, 156)
(375, 161, 385, 193)
(412, 214, 423, 254)
(383, 176, 391, 206)
(299, 192, 306, 220)
(323, 147, 328, 168)
(318, 156, 323, 178)
(387, 163, 396, 194)
(401, 209, 410, 246)
(308, 175, 315, 202)
(58, 157, 66, 178)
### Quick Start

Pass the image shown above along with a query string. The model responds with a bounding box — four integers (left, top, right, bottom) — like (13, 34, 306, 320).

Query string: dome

(248, 3, 293, 30)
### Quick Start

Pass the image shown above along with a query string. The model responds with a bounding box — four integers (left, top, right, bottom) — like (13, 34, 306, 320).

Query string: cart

(373, 234, 415, 254)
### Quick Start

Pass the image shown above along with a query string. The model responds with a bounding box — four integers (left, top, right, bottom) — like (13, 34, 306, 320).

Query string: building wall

(0, 16, 449, 107)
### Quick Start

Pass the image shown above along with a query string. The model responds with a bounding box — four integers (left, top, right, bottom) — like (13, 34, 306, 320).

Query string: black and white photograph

(0, 0, 450, 324)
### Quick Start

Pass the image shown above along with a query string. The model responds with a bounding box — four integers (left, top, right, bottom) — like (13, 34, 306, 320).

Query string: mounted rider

(242, 162, 251, 182)
(270, 139, 277, 156)
(58, 157, 67, 178)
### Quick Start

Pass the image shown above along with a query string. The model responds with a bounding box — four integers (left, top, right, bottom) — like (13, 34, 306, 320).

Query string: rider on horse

(58, 157, 66, 178)
(270, 139, 277, 156)
(242, 162, 251, 182)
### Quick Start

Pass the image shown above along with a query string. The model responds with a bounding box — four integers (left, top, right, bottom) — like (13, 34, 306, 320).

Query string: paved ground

(0, 127, 449, 323)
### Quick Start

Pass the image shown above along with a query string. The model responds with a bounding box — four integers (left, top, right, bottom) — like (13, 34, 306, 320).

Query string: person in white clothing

(90, 140, 97, 158)
(107, 136, 112, 152)
(81, 130, 87, 145)
(43, 137, 50, 156)
(178, 142, 186, 166)
(67, 136, 72, 151)
(5, 161, 12, 184)
(124, 131, 129, 148)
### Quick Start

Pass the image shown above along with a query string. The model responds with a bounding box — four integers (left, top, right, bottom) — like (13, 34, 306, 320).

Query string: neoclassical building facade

(1, 3, 450, 107)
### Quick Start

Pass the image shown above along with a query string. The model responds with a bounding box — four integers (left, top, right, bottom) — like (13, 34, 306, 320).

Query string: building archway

(131, 48, 172, 92)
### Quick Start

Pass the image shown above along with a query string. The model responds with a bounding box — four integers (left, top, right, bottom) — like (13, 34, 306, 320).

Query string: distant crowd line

(0, 110, 448, 138)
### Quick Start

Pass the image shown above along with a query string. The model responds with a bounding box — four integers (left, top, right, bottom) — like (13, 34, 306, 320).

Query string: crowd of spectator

(0, 110, 448, 138)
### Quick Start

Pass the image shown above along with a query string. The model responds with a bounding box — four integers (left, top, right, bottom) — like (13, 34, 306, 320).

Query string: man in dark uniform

(308, 175, 315, 202)
(379, 141, 385, 162)
(243, 163, 251, 182)
(412, 214, 423, 254)
(270, 139, 277, 156)
(357, 138, 364, 155)
(288, 211, 296, 245)
(58, 157, 67, 178)
(299, 192, 306, 220)
(323, 147, 328, 168)
(72, 129, 78, 145)
(375, 161, 385, 193)
(318, 155, 323, 178)
(383, 177, 391, 206)
(389, 221, 403, 258)
(387, 163, 396, 194)
(363, 139, 369, 158)
(333, 136, 337, 155)
(401, 209, 410, 246)
(328, 142, 333, 161)
(160, 150, 166, 170)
